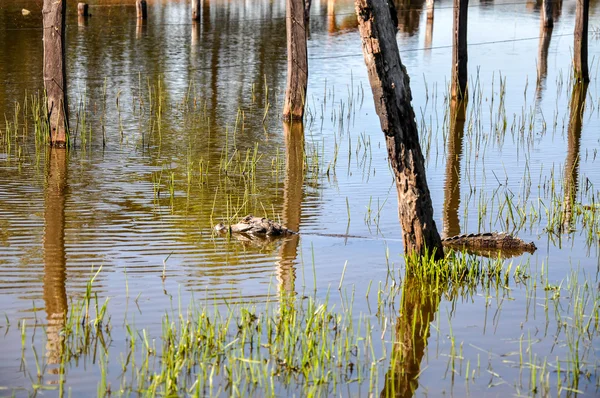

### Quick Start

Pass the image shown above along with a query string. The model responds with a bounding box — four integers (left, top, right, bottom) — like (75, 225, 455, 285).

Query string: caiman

(215, 215, 537, 257)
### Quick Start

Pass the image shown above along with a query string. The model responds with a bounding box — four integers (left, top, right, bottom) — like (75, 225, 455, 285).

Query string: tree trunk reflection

(43, 148, 68, 384)
(277, 121, 305, 294)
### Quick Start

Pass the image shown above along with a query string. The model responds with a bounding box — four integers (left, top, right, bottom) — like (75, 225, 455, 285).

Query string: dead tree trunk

(137, 0, 147, 20)
(43, 0, 68, 147)
(451, 0, 468, 100)
(542, 0, 553, 28)
(192, 0, 200, 21)
(305, 0, 313, 26)
(574, 0, 589, 83)
(283, 0, 308, 121)
(355, 0, 444, 259)
(77, 3, 88, 17)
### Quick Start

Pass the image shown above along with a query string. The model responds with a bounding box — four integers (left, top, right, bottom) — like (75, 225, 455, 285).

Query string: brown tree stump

(192, 0, 200, 21)
(355, 0, 443, 259)
(574, 0, 589, 83)
(283, 0, 308, 121)
(451, 0, 468, 100)
(136, 0, 147, 20)
(43, 0, 69, 147)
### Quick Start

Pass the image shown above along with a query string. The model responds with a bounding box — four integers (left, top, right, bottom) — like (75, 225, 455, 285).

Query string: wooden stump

(305, 0, 312, 26)
(574, 0, 589, 83)
(451, 0, 468, 100)
(426, 0, 434, 20)
(542, 0, 553, 28)
(43, 0, 69, 147)
(77, 3, 88, 17)
(136, 0, 147, 20)
(192, 0, 200, 21)
(283, 0, 308, 121)
(355, 0, 443, 259)
(425, 0, 434, 50)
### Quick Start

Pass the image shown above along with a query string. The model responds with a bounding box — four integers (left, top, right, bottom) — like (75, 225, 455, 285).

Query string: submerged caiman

(215, 215, 537, 257)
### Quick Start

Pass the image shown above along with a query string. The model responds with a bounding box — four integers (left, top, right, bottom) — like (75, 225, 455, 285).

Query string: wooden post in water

(426, 0, 434, 20)
(77, 3, 88, 17)
(305, 0, 313, 25)
(283, 0, 308, 121)
(424, 0, 434, 50)
(355, 0, 444, 259)
(43, 0, 69, 147)
(573, 0, 589, 83)
(136, 0, 147, 20)
(192, 0, 200, 21)
(542, 0, 553, 28)
(451, 0, 468, 100)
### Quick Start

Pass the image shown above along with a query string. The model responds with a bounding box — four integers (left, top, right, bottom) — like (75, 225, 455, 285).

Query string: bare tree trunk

(283, 0, 308, 121)
(43, 0, 68, 147)
(426, 0, 434, 20)
(573, 0, 589, 83)
(451, 0, 468, 100)
(192, 0, 200, 21)
(542, 0, 553, 28)
(305, 0, 313, 25)
(136, 0, 147, 19)
(355, 0, 443, 259)
(443, 98, 466, 238)
(77, 3, 88, 17)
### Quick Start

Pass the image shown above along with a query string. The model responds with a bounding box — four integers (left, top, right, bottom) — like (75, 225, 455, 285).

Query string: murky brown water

(1, 0, 599, 396)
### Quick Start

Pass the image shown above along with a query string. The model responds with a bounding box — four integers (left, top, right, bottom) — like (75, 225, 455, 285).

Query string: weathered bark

(443, 99, 466, 238)
(277, 121, 305, 293)
(43, 0, 68, 147)
(542, 0, 553, 28)
(381, 272, 443, 397)
(136, 0, 147, 19)
(573, 0, 589, 83)
(283, 0, 308, 121)
(43, 148, 68, 371)
(77, 3, 88, 17)
(355, 0, 443, 259)
(563, 82, 588, 227)
(192, 0, 200, 21)
(451, 0, 468, 100)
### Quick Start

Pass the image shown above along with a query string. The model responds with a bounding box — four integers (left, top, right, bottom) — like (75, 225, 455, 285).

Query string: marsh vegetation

(0, 0, 599, 396)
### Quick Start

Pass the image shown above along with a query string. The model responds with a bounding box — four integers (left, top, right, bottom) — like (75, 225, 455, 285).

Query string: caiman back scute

(442, 232, 537, 253)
